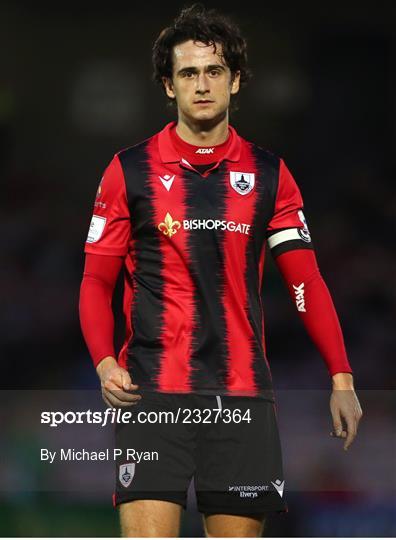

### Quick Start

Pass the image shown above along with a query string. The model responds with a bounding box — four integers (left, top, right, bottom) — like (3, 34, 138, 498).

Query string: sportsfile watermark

(0, 390, 393, 498)
(41, 407, 252, 427)
(40, 447, 159, 464)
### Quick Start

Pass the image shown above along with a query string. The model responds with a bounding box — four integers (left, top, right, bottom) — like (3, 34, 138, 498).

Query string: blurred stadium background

(0, 0, 395, 536)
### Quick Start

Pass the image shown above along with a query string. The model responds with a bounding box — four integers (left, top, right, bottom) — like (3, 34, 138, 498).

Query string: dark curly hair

(152, 3, 251, 106)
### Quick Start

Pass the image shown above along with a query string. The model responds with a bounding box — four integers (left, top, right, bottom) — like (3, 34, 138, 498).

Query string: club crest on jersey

(119, 463, 135, 488)
(230, 172, 255, 195)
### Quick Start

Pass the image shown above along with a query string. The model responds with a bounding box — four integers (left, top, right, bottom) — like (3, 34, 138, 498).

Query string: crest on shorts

(230, 172, 255, 195)
(119, 463, 135, 488)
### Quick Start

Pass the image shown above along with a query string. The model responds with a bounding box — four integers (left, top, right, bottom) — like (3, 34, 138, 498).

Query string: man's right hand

(96, 356, 142, 408)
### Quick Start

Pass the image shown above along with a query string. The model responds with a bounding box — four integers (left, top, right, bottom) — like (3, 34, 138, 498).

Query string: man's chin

(187, 109, 227, 126)
(192, 111, 216, 121)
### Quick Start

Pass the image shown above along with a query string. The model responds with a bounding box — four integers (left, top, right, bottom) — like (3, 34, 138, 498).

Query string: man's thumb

(121, 370, 132, 391)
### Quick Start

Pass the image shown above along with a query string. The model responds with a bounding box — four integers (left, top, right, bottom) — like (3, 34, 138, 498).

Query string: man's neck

(175, 114, 229, 147)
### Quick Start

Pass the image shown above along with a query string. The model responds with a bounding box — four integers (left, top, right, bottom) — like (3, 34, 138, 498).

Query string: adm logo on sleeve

(86, 215, 106, 243)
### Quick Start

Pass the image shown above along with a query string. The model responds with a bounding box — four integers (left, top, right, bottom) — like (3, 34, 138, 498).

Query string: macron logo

(195, 148, 214, 154)
(159, 174, 176, 192)
(293, 283, 306, 312)
(271, 479, 285, 498)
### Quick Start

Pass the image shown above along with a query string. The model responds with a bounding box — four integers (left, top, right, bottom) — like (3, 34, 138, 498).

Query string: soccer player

(79, 4, 363, 537)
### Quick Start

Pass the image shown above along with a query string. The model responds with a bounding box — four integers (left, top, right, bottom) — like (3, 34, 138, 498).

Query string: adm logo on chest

(230, 172, 255, 195)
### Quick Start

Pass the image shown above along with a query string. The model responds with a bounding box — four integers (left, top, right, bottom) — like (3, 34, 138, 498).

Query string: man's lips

(194, 99, 214, 104)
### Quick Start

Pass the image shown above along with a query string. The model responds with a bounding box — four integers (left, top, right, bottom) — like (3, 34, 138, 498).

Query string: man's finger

(104, 381, 142, 403)
(106, 387, 142, 405)
(356, 407, 363, 428)
(103, 389, 141, 408)
(330, 430, 347, 438)
(120, 370, 139, 391)
(108, 371, 139, 392)
(343, 415, 357, 450)
(331, 408, 344, 437)
(102, 393, 113, 408)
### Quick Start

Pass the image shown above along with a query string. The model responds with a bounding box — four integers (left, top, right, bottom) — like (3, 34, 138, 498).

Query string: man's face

(162, 40, 240, 123)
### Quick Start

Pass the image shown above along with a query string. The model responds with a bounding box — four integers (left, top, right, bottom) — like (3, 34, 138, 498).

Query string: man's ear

(162, 77, 176, 99)
(230, 71, 241, 95)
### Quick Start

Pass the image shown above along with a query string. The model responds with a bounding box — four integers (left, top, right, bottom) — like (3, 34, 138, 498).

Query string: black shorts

(114, 391, 288, 516)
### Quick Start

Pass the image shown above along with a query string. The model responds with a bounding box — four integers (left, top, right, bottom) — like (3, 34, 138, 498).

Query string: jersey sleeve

(84, 154, 131, 256)
(267, 159, 314, 258)
(79, 253, 124, 367)
(275, 249, 353, 376)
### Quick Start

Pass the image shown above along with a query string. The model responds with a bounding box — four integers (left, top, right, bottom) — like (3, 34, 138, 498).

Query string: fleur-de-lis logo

(158, 212, 181, 237)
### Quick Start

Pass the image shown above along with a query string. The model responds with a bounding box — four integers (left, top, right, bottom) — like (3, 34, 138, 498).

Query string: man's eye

(209, 70, 220, 77)
(183, 71, 194, 78)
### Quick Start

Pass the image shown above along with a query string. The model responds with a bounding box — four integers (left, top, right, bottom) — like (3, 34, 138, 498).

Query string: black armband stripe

(267, 227, 313, 258)
(270, 240, 314, 258)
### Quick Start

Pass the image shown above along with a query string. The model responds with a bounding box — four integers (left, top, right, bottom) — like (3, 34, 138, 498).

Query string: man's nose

(196, 72, 210, 93)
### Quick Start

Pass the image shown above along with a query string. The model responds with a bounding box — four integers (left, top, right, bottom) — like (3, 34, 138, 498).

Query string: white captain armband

(267, 227, 313, 257)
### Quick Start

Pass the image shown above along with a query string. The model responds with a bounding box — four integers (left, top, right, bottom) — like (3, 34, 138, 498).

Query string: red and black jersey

(84, 122, 314, 400)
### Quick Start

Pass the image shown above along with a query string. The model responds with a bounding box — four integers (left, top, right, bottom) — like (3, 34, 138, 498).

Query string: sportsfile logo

(157, 213, 251, 237)
(293, 282, 306, 312)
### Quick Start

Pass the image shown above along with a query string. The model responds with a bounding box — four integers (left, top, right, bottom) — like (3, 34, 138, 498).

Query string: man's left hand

(329, 373, 363, 451)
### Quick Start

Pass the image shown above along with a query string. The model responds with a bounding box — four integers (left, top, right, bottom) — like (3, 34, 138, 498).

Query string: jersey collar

(158, 121, 241, 164)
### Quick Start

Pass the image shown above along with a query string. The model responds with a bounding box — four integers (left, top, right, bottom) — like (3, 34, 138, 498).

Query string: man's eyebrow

(176, 64, 226, 74)
(205, 64, 226, 71)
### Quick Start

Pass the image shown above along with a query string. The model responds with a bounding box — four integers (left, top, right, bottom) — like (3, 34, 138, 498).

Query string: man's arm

(274, 248, 363, 450)
(265, 158, 362, 450)
(80, 154, 141, 406)
(79, 253, 141, 407)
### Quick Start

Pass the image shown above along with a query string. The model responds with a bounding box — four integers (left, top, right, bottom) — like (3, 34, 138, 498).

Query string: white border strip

(267, 228, 301, 249)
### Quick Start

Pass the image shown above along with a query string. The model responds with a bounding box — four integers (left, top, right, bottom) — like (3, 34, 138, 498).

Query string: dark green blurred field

(0, 499, 118, 537)
(0, 497, 203, 537)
